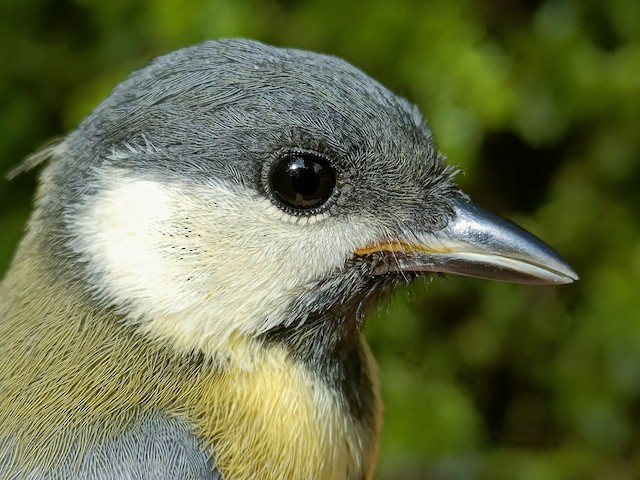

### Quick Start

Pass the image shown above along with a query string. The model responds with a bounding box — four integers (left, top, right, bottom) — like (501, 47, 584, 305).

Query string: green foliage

(1, 0, 639, 477)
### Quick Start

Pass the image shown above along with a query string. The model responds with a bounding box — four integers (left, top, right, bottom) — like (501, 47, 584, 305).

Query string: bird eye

(268, 152, 337, 212)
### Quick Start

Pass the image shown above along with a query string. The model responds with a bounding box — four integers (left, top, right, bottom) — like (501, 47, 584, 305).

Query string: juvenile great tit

(0, 39, 577, 479)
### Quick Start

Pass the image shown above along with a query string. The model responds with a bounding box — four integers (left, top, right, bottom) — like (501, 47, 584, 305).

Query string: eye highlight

(267, 151, 337, 213)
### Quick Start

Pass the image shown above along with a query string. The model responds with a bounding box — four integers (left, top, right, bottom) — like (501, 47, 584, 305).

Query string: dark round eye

(268, 152, 337, 212)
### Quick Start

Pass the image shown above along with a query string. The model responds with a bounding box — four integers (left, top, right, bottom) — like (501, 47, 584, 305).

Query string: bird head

(27, 39, 577, 359)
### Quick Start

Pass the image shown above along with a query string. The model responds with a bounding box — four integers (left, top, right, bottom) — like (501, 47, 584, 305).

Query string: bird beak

(356, 198, 578, 285)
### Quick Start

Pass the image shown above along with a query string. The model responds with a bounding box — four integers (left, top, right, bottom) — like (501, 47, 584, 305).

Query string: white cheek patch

(71, 175, 201, 316)
(90, 181, 173, 288)
(69, 169, 383, 357)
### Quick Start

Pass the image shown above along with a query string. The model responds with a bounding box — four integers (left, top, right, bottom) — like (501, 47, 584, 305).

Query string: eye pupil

(290, 158, 320, 196)
(269, 153, 336, 211)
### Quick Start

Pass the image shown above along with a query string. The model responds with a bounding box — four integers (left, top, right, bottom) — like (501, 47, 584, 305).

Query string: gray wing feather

(2, 414, 222, 480)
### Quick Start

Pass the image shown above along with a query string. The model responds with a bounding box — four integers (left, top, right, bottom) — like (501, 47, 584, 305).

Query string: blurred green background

(1, 0, 639, 478)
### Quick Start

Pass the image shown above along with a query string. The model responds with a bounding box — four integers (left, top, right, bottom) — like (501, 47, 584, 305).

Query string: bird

(0, 38, 577, 479)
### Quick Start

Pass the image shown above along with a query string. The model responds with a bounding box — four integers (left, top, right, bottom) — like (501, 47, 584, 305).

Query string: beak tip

(557, 267, 580, 284)
(539, 250, 579, 285)
(527, 251, 579, 285)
